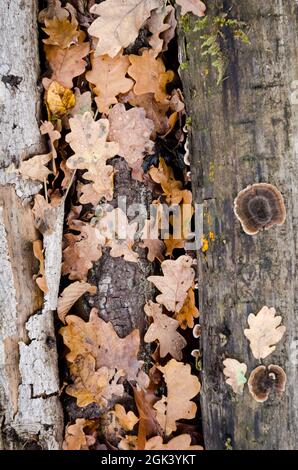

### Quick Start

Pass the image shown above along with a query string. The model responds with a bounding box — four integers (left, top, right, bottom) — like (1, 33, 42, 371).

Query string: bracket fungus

(248, 364, 286, 403)
(234, 183, 286, 235)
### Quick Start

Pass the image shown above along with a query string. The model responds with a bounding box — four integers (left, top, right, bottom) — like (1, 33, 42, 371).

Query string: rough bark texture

(179, 0, 298, 450)
(0, 0, 63, 449)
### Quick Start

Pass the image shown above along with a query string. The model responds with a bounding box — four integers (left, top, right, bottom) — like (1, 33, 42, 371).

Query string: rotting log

(178, 0, 298, 450)
(0, 0, 63, 449)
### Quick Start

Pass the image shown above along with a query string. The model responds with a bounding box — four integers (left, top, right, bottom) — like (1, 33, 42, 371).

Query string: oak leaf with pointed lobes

(66, 112, 119, 170)
(244, 306, 286, 360)
(57, 281, 97, 323)
(176, 0, 206, 17)
(108, 103, 154, 168)
(79, 164, 115, 205)
(63, 419, 96, 450)
(223, 358, 247, 395)
(149, 157, 192, 204)
(146, 5, 175, 57)
(44, 42, 90, 89)
(144, 301, 186, 360)
(18, 153, 52, 182)
(86, 52, 134, 114)
(128, 49, 174, 103)
(148, 255, 195, 313)
(46, 81, 75, 116)
(154, 359, 200, 435)
(175, 288, 199, 329)
(145, 434, 203, 450)
(88, 0, 162, 58)
(43, 16, 80, 48)
(67, 354, 124, 407)
(62, 223, 103, 281)
(114, 404, 139, 432)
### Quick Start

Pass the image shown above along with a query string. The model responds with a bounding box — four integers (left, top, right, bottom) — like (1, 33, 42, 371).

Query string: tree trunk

(0, 0, 63, 449)
(179, 0, 298, 450)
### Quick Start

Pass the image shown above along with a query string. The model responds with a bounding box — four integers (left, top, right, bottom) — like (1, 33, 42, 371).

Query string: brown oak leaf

(146, 5, 175, 56)
(114, 404, 139, 432)
(63, 419, 96, 450)
(57, 281, 97, 323)
(43, 16, 80, 48)
(145, 434, 203, 450)
(176, 0, 206, 17)
(149, 157, 192, 204)
(175, 288, 199, 329)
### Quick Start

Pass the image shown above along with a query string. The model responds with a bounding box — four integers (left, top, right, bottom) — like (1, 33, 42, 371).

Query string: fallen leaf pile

(28, 0, 207, 451)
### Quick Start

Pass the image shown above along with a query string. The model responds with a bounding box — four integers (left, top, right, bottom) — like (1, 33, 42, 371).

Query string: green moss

(225, 438, 233, 450)
(179, 13, 191, 33)
(179, 61, 189, 71)
(185, 116, 192, 128)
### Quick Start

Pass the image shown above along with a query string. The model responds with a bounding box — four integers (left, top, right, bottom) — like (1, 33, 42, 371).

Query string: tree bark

(0, 0, 63, 449)
(179, 0, 298, 450)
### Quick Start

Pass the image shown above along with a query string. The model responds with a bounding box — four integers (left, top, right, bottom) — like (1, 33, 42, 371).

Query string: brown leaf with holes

(144, 301, 186, 360)
(175, 288, 199, 329)
(145, 434, 203, 450)
(108, 103, 154, 169)
(176, 0, 206, 17)
(86, 52, 134, 114)
(128, 49, 174, 103)
(43, 16, 80, 48)
(66, 112, 119, 170)
(88, 0, 162, 58)
(244, 306, 286, 359)
(63, 419, 96, 450)
(57, 281, 97, 323)
(67, 354, 124, 407)
(62, 223, 103, 281)
(154, 359, 200, 435)
(44, 42, 90, 89)
(114, 404, 139, 432)
(33, 239, 48, 293)
(148, 255, 195, 313)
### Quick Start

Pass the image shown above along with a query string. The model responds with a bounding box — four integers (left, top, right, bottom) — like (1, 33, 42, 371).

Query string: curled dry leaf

(44, 42, 90, 89)
(176, 0, 206, 17)
(223, 358, 247, 395)
(148, 255, 195, 312)
(244, 306, 286, 359)
(57, 281, 97, 323)
(88, 0, 162, 58)
(86, 52, 134, 114)
(63, 418, 96, 450)
(144, 301, 187, 360)
(33, 239, 48, 293)
(154, 359, 201, 435)
(67, 354, 124, 407)
(114, 404, 139, 432)
(133, 385, 161, 450)
(145, 434, 203, 450)
(43, 16, 80, 48)
(108, 103, 154, 168)
(175, 288, 199, 329)
(128, 49, 174, 103)
(46, 80, 75, 116)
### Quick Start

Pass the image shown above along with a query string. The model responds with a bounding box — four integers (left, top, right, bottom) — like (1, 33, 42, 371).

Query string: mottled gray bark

(0, 0, 63, 449)
(179, 0, 298, 450)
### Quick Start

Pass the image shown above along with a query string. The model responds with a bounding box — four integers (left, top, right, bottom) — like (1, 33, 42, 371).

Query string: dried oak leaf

(145, 434, 203, 450)
(19, 153, 52, 182)
(175, 288, 199, 329)
(67, 354, 124, 407)
(43, 16, 80, 48)
(114, 404, 139, 432)
(140, 219, 165, 262)
(40, 120, 61, 160)
(244, 306, 286, 360)
(128, 49, 174, 103)
(38, 0, 69, 23)
(66, 112, 119, 170)
(46, 80, 75, 116)
(133, 385, 161, 450)
(88, 0, 162, 58)
(146, 5, 175, 57)
(154, 359, 200, 435)
(44, 42, 90, 89)
(108, 103, 154, 168)
(33, 239, 48, 293)
(79, 164, 115, 205)
(176, 0, 206, 17)
(149, 157, 192, 204)
(118, 435, 138, 450)
(62, 223, 103, 281)
(32, 194, 61, 235)
(223, 358, 247, 395)
(70, 88, 92, 117)
(148, 255, 195, 313)
(164, 235, 185, 257)
(86, 52, 134, 114)
(144, 301, 186, 360)
(57, 281, 97, 323)
(63, 418, 96, 450)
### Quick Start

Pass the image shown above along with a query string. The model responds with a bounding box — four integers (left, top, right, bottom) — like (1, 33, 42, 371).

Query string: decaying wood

(0, 1, 63, 449)
(179, 0, 298, 450)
